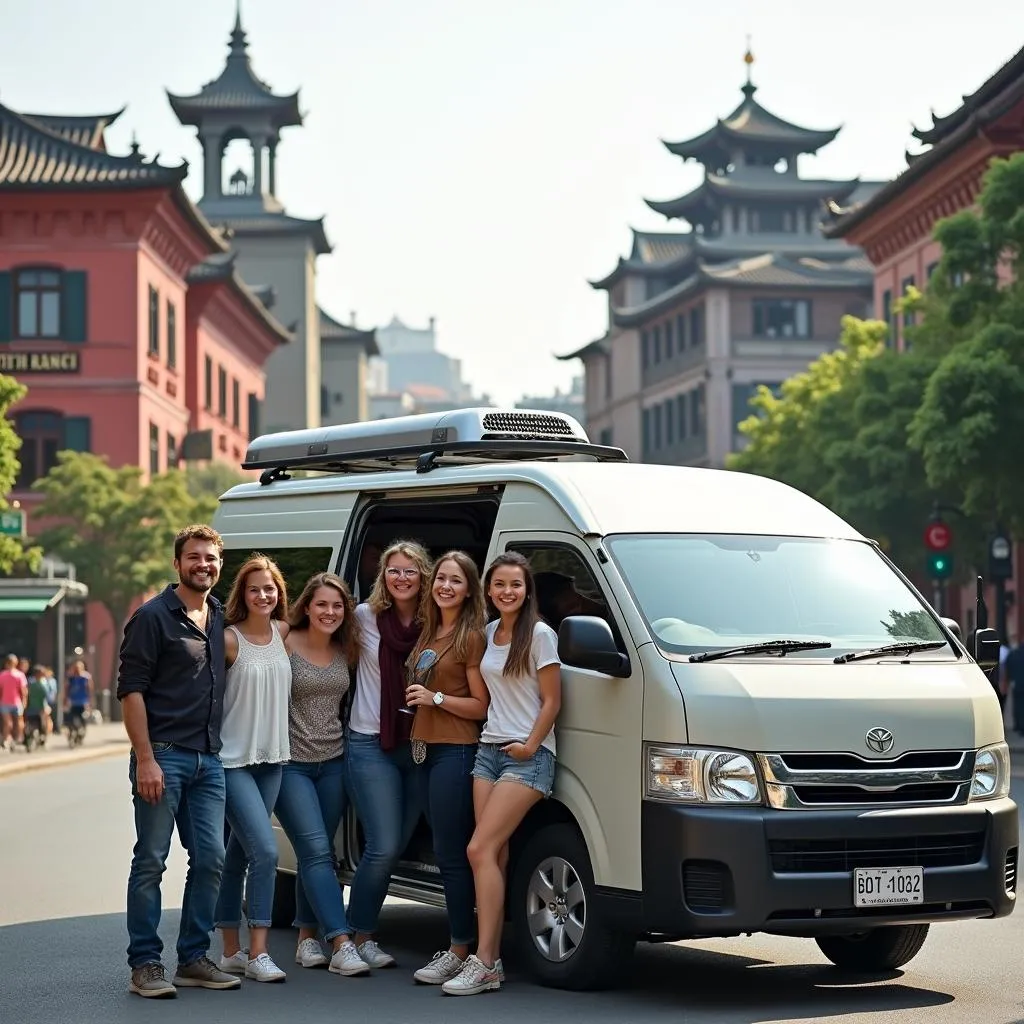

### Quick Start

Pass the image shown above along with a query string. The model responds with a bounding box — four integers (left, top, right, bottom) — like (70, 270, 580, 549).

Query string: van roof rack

(242, 408, 628, 485)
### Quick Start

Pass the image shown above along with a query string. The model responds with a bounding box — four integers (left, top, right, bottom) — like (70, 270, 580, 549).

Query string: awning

(0, 579, 89, 617)
(0, 596, 53, 615)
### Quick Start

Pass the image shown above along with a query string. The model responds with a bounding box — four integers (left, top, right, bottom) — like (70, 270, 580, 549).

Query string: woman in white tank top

(213, 555, 292, 983)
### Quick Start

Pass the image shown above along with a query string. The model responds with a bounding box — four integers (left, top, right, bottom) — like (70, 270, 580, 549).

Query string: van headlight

(969, 742, 1011, 801)
(645, 745, 761, 804)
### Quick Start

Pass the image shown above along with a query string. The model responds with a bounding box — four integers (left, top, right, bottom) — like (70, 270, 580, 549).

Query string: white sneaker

(217, 949, 248, 975)
(495, 957, 505, 983)
(329, 941, 371, 977)
(441, 954, 502, 996)
(414, 949, 464, 985)
(245, 953, 286, 983)
(357, 939, 396, 969)
(295, 938, 329, 968)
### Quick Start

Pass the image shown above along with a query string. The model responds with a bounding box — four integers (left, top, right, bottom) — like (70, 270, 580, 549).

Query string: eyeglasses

(386, 568, 420, 580)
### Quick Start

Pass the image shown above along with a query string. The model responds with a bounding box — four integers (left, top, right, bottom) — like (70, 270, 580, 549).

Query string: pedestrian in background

(0, 653, 27, 751)
(214, 554, 293, 983)
(117, 524, 240, 999)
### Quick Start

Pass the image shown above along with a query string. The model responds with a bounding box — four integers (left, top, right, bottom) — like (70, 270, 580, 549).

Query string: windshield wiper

(834, 640, 946, 664)
(689, 639, 833, 664)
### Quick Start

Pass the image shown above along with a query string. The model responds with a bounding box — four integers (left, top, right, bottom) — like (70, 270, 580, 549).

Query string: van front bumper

(622, 798, 1017, 938)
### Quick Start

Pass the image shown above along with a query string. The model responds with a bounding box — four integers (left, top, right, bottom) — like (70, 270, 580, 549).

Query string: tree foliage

(33, 453, 205, 684)
(0, 374, 40, 574)
(183, 462, 249, 522)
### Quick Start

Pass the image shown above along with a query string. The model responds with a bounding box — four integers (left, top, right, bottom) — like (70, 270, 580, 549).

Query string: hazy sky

(1, 1, 1023, 404)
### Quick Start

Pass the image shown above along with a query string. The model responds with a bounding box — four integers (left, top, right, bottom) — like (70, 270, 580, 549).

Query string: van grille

(791, 783, 961, 805)
(770, 832, 985, 873)
(779, 751, 963, 771)
(481, 412, 577, 439)
(682, 860, 733, 913)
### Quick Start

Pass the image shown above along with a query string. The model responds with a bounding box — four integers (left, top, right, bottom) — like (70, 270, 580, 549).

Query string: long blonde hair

(224, 554, 289, 626)
(366, 539, 433, 617)
(411, 550, 486, 665)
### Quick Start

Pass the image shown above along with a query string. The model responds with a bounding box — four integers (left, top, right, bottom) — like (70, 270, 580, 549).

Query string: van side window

(216, 547, 334, 607)
(507, 543, 612, 637)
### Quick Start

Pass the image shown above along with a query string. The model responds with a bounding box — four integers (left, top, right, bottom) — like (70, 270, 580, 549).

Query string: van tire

(509, 823, 635, 990)
(815, 924, 930, 971)
(271, 870, 297, 930)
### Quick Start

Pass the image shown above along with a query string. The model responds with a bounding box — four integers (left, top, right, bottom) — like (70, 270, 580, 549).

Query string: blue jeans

(417, 743, 477, 945)
(214, 762, 283, 929)
(274, 757, 350, 941)
(345, 730, 422, 934)
(126, 744, 226, 968)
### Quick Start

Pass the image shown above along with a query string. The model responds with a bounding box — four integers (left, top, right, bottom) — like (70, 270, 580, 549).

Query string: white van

(212, 408, 1017, 991)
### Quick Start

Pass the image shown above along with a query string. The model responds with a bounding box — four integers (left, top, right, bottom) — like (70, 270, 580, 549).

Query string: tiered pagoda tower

(564, 49, 882, 469)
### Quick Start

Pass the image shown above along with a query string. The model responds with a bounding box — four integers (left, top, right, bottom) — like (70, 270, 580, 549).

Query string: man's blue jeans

(344, 730, 421, 935)
(214, 762, 283, 929)
(126, 744, 226, 968)
(274, 757, 350, 941)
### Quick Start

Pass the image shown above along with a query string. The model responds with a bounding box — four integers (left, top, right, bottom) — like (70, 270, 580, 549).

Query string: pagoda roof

(21, 108, 125, 151)
(319, 307, 379, 355)
(912, 44, 1024, 146)
(215, 211, 332, 255)
(187, 252, 291, 345)
(0, 100, 187, 190)
(589, 229, 693, 289)
(610, 252, 871, 327)
(556, 336, 610, 362)
(646, 172, 861, 221)
(167, 8, 302, 129)
(664, 82, 841, 165)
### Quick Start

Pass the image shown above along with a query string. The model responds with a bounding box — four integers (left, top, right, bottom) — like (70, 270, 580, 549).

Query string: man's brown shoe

(129, 962, 177, 998)
(173, 956, 242, 990)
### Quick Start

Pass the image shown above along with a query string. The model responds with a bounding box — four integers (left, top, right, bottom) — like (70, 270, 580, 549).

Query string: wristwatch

(432, 691, 445, 706)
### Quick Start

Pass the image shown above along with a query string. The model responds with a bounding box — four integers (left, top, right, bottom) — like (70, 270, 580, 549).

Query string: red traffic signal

(924, 520, 952, 551)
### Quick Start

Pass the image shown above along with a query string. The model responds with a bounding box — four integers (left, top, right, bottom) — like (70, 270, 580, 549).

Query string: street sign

(0, 509, 24, 537)
(924, 521, 952, 551)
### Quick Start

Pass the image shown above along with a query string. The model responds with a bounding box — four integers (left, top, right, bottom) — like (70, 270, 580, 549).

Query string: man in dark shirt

(117, 523, 240, 998)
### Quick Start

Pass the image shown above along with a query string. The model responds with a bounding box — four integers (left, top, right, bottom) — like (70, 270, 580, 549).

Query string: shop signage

(0, 351, 81, 373)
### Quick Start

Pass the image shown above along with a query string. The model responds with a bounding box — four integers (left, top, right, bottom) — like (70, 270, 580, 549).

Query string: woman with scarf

(345, 539, 433, 969)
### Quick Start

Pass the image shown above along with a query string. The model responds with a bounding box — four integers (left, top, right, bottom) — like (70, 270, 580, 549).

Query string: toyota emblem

(865, 727, 895, 754)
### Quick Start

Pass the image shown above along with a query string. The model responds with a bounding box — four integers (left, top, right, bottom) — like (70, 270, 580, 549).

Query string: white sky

(1, 1, 1023, 404)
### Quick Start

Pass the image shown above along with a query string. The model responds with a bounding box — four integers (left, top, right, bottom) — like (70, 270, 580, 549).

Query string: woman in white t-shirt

(442, 551, 562, 997)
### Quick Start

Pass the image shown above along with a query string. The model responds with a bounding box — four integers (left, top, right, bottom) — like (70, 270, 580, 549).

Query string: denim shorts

(472, 742, 556, 797)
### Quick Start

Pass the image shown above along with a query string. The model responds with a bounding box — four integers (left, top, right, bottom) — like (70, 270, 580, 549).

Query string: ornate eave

(21, 107, 126, 151)
(589, 230, 695, 290)
(166, 10, 302, 129)
(556, 336, 609, 361)
(319, 307, 379, 356)
(217, 212, 332, 255)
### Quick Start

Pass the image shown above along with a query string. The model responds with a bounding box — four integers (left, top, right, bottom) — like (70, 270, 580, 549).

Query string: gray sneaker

(130, 962, 177, 999)
(441, 954, 502, 996)
(173, 956, 242, 989)
(414, 950, 464, 985)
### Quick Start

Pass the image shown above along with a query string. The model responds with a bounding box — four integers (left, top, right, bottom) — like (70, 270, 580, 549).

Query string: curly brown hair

(224, 554, 289, 626)
(287, 572, 360, 665)
(174, 524, 223, 561)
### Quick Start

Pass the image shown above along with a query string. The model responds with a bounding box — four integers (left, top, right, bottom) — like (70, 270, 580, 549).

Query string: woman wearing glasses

(345, 540, 433, 970)
(403, 551, 489, 986)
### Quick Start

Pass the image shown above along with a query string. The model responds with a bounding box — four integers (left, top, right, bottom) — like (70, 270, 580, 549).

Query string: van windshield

(606, 534, 952, 660)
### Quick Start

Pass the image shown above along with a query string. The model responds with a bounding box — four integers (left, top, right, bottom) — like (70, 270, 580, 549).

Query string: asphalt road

(2, 758, 1024, 1024)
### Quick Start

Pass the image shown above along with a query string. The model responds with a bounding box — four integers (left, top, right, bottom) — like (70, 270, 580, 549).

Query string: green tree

(33, 452, 202, 686)
(183, 462, 249, 521)
(0, 374, 41, 573)
(908, 152, 1024, 533)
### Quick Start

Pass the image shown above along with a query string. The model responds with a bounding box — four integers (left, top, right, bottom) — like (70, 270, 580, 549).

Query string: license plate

(854, 866, 924, 907)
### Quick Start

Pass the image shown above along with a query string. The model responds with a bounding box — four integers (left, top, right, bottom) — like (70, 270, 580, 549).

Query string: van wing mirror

(940, 617, 962, 641)
(974, 627, 1001, 670)
(558, 615, 631, 677)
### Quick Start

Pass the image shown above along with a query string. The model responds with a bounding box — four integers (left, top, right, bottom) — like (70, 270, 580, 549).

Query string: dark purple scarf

(377, 606, 420, 751)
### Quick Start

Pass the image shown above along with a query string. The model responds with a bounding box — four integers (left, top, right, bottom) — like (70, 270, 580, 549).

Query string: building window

(664, 319, 674, 356)
(640, 330, 650, 370)
(167, 433, 178, 467)
(752, 299, 811, 339)
(652, 325, 661, 364)
(652, 404, 663, 449)
(902, 276, 916, 327)
(13, 411, 91, 490)
(15, 269, 61, 338)
(248, 393, 260, 441)
(149, 422, 160, 476)
(231, 378, 240, 428)
(147, 286, 160, 356)
(676, 313, 687, 350)
(690, 385, 705, 436)
(676, 393, 688, 439)
(204, 356, 213, 410)
(604, 354, 612, 399)
(750, 208, 790, 233)
(881, 290, 893, 346)
(665, 398, 675, 444)
(166, 301, 177, 369)
(218, 367, 228, 418)
(641, 408, 652, 456)
(926, 262, 939, 281)
(689, 305, 704, 346)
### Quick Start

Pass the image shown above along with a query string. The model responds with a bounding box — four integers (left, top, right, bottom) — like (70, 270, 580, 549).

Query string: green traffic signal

(927, 551, 954, 580)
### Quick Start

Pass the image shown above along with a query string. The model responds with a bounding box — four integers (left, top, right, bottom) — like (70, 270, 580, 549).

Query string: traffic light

(927, 551, 954, 580)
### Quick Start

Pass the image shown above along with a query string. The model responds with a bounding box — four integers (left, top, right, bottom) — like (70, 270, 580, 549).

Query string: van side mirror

(558, 615, 631, 677)
(941, 617, 962, 641)
(974, 627, 1001, 670)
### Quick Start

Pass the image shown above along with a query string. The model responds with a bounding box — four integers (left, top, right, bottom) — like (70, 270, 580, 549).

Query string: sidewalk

(0, 720, 130, 780)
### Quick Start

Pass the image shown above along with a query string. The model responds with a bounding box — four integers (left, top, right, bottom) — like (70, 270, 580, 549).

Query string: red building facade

(0, 103, 290, 682)
(828, 46, 1024, 638)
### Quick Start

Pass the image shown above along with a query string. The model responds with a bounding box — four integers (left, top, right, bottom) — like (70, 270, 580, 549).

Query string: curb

(0, 741, 129, 780)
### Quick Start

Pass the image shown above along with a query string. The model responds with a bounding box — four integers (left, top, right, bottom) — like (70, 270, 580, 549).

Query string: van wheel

(271, 870, 296, 930)
(510, 823, 635, 990)
(816, 924, 929, 971)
